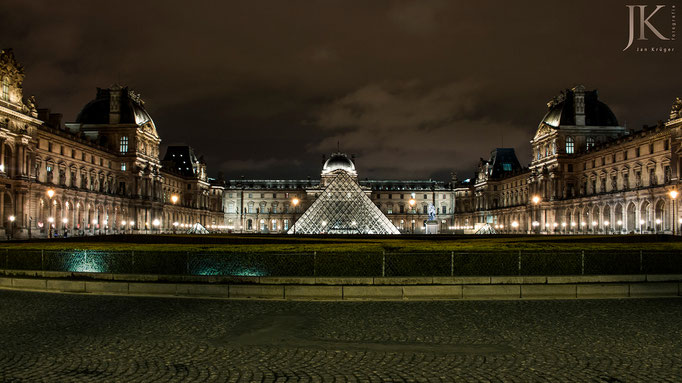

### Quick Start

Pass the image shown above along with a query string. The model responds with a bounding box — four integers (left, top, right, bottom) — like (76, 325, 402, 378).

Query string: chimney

(573, 85, 586, 126)
(109, 85, 122, 124)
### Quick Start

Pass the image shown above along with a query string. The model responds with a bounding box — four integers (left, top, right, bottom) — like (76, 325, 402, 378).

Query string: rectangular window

(284, 219, 289, 231)
(387, 208, 393, 214)
(121, 162, 127, 171)
(502, 163, 512, 171)
(1, 78, 9, 101)
(120, 136, 129, 154)
(441, 206, 447, 214)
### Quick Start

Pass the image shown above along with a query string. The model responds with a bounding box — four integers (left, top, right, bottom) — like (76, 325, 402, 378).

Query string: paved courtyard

(0, 290, 681, 382)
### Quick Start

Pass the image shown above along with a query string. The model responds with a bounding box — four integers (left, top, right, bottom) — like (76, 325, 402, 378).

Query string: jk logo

(624, 5, 670, 51)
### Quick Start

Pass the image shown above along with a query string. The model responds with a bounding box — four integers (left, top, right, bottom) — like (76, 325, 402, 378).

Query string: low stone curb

(2, 269, 681, 286)
(0, 272, 680, 300)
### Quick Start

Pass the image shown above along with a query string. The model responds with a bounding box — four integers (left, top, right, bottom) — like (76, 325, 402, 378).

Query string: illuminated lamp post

(8, 215, 15, 240)
(62, 217, 68, 237)
(531, 195, 541, 234)
(655, 218, 662, 234)
(511, 221, 519, 233)
(47, 216, 54, 238)
(173, 221, 179, 234)
(409, 198, 416, 233)
(291, 197, 300, 234)
(669, 190, 678, 235)
(152, 219, 160, 234)
(92, 218, 98, 236)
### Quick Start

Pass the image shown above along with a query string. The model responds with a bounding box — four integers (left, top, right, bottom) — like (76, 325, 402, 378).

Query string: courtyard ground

(0, 289, 680, 382)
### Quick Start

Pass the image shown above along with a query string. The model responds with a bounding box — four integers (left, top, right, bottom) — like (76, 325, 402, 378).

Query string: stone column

(0, 139, 5, 175)
(0, 192, 4, 229)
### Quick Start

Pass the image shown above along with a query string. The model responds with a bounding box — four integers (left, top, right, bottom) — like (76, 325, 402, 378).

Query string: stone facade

(0, 49, 225, 238)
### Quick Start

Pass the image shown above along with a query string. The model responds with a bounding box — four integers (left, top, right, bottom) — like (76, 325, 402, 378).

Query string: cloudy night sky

(1, 0, 680, 181)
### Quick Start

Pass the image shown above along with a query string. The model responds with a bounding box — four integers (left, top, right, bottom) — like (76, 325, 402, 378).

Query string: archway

(626, 202, 637, 233)
(614, 203, 623, 233)
(655, 199, 666, 233)
(602, 205, 611, 233)
(640, 200, 651, 233)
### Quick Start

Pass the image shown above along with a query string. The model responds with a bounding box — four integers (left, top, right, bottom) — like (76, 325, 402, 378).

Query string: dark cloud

(1, 0, 680, 180)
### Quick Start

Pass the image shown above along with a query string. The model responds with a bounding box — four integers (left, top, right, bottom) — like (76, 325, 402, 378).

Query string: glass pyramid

(289, 171, 400, 235)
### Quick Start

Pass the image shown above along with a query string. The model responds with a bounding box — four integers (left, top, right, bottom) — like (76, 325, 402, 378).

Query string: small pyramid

(289, 171, 400, 235)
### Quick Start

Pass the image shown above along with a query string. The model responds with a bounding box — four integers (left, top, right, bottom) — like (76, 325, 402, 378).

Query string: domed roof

(76, 85, 154, 127)
(539, 86, 619, 129)
(322, 152, 356, 175)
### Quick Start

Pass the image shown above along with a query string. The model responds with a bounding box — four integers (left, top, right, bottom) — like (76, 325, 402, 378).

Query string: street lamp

(170, 194, 179, 204)
(291, 197, 300, 234)
(8, 215, 15, 240)
(669, 190, 678, 235)
(46, 189, 55, 199)
(531, 195, 541, 233)
(173, 221, 179, 234)
(47, 216, 54, 238)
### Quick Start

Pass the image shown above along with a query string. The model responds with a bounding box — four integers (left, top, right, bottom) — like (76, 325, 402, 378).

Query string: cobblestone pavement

(0, 290, 681, 382)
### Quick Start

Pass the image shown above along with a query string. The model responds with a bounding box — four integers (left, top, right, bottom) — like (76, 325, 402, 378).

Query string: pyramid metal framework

(288, 171, 400, 235)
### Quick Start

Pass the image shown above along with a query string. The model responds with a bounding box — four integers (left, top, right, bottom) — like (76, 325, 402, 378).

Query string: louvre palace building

(0, 49, 225, 238)
(3, 48, 682, 237)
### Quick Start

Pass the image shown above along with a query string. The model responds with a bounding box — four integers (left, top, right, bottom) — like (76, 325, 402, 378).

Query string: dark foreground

(1, 291, 681, 382)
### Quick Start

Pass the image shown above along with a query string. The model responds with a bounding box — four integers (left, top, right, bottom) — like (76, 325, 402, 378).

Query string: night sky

(2, 0, 680, 181)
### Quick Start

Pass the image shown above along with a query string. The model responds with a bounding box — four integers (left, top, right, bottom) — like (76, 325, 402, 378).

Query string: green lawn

(1, 234, 681, 253)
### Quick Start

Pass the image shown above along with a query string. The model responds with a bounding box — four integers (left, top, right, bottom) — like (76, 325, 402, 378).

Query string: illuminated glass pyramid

(289, 171, 400, 235)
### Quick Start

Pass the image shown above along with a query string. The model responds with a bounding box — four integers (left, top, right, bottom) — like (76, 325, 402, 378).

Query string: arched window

(565, 136, 575, 154)
(119, 136, 129, 154)
(1, 77, 9, 101)
(586, 136, 595, 151)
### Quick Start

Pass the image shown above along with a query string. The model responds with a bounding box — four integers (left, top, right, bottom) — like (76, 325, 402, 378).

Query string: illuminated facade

(0, 49, 225, 238)
(454, 86, 682, 234)
(224, 153, 457, 233)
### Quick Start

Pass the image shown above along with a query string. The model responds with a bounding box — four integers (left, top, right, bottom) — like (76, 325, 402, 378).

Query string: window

(502, 163, 512, 171)
(624, 150, 628, 160)
(649, 143, 654, 154)
(441, 206, 447, 214)
(1, 77, 8, 101)
(121, 162, 127, 171)
(567, 164, 573, 172)
(664, 140, 670, 151)
(565, 136, 575, 154)
(120, 136, 129, 153)
(635, 147, 640, 157)
(586, 137, 595, 151)
(283, 219, 289, 231)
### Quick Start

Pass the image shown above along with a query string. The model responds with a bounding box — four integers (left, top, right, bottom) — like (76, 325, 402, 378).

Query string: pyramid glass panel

(289, 171, 400, 235)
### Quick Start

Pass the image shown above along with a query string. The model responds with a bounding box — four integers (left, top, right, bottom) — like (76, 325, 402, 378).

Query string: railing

(1, 249, 680, 277)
